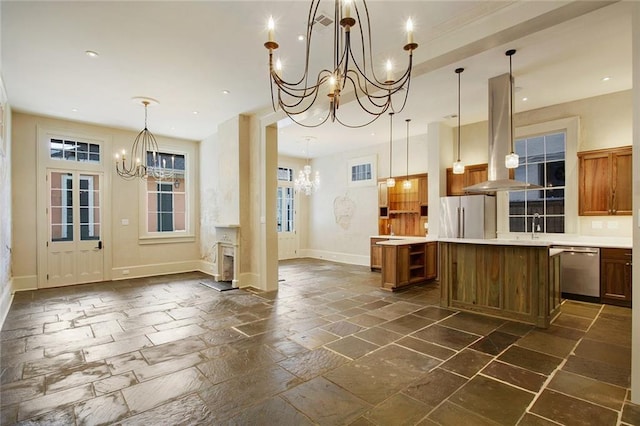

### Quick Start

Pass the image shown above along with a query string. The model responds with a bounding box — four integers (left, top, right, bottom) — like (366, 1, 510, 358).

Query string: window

(278, 167, 293, 182)
(351, 163, 372, 182)
(50, 138, 100, 163)
(347, 155, 377, 187)
(509, 132, 566, 233)
(145, 152, 186, 234)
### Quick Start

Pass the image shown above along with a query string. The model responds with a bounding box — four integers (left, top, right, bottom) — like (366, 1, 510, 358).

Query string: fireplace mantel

(213, 225, 240, 287)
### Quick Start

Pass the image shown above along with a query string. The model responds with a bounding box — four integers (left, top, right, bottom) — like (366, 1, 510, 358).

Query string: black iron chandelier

(115, 99, 175, 181)
(264, 0, 418, 128)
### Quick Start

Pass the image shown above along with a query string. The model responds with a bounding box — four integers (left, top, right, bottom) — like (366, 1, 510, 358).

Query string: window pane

(509, 191, 525, 215)
(546, 189, 565, 214)
(546, 133, 565, 161)
(546, 216, 564, 233)
(546, 161, 565, 187)
(526, 163, 544, 186)
(509, 217, 525, 232)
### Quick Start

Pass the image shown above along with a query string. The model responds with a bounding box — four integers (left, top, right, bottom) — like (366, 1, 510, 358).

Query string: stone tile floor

(1, 258, 639, 425)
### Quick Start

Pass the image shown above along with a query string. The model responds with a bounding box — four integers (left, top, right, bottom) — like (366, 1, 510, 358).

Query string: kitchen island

(377, 237, 438, 291)
(439, 238, 562, 328)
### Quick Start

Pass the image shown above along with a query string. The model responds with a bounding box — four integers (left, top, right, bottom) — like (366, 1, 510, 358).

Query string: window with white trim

(347, 155, 377, 187)
(145, 152, 187, 234)
(508, 132, 566, 233)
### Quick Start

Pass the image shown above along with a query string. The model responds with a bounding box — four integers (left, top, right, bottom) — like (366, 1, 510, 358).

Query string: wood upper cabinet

(446, 163, 488, 196)
(600, 248, 632, 307)
(377, 173, 427, 236)
(578, 147, 632, 215)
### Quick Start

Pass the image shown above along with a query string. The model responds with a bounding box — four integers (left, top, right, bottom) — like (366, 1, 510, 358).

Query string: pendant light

(403, 119, 412, 189)
(452, 68, 465, 175)
(504, 49, 519, 169)
(115, 98, 174, 181)
(386, 112, 395, 187)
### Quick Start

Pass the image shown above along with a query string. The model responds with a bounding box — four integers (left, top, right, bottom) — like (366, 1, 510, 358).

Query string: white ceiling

(1, 1, 631, 159)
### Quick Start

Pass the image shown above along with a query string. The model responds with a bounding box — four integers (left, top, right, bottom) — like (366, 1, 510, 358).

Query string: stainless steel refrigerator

(440, 195, 496, 239)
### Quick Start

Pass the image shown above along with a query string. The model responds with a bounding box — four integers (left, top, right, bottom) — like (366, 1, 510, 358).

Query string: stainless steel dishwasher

(554, 246, 600, 303)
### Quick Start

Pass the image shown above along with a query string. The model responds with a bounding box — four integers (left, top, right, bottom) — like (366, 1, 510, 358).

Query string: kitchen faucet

(389, 223, 394, 236)
(532, 213, 541, 239)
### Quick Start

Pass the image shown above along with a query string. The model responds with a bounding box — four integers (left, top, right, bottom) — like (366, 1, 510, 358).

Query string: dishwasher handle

(556, 247, 599, 255)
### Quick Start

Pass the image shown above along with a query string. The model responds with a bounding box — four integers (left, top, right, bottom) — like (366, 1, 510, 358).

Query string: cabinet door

(612, 150, 632, 215)
(370, 238, 387, 271)
(465, 164, 489, 188)
(446, 168, 465, 196)
(418, 175, 428, 205)
(425, 242, 437, 279)
(600, 248, 632, 307)
(579, 153, 610, 215)
(378, 182, 388, 207)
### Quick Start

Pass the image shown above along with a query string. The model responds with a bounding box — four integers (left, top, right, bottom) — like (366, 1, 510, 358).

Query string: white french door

(277, 185, 298, 260)
(45, 169, 104, 287)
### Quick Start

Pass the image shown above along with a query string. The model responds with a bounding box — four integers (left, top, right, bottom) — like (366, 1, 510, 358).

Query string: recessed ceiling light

(222, 90, 230, 95)
(371, 132, 375, 136)
(298, 35, 304, 41)
(522, 97, 528, 101)
(71, 108, 78, 112)
(602, 76, 611, 82)
(193, 111, 199, 115)
(85, 50, 99, 58)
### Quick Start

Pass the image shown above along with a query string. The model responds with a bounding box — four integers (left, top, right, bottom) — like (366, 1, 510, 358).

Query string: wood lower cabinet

(370, 237, 388, 271)
(380, 241, 437, 291)
(600, 248, 632, 307)
(578, 147, 632, 216)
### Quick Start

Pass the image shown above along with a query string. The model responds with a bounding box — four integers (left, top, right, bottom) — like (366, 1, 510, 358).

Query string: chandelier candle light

(386, 112, 395, 188)
(504, 49, 519, 169)
(403, 118, 411, 189)
(264, 0, 418, 128)
(453, 67, 465, 175)
(115, 98, 175, 181)
(294, 137, 321, 195)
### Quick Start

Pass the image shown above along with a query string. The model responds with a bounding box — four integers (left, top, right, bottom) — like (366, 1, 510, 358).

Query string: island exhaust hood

(463, 73, 541, 193)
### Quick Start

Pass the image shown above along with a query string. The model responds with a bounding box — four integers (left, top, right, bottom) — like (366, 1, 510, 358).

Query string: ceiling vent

(313, 13, 334, 27)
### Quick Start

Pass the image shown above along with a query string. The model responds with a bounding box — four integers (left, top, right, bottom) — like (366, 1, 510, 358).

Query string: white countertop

(377, 237, 438, 246)
(440, 236, 632, 249)
(373, 235, 631, 249)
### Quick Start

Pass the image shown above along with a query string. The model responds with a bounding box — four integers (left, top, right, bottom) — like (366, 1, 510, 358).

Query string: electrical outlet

(122, 269, 130, 275)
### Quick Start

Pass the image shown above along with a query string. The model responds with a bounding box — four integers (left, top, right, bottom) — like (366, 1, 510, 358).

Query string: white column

(427, 121, 452, 238)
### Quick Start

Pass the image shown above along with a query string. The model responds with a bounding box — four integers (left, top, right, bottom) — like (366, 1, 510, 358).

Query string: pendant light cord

(455, 68, 463, 162)
(389, 112, 394, 178)
(507, 50, 515, 155)
(405, 119, 410, 179)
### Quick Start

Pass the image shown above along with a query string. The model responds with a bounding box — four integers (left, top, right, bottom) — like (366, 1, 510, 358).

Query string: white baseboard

(112, 260, 202, 281)
(1, 278, 14, 330)
(239, 272, 259, 289)
(299, 249, 369, 267)
(197, 260, 216, 277)
(12, 275, 38, 292)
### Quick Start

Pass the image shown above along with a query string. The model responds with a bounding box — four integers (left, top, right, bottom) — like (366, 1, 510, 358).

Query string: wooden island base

(439, 241, 562, 328)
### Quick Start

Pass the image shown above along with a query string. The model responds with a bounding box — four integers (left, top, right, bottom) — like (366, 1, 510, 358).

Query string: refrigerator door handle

(462, 207, 466, 238)
(456, 207, 461, 238)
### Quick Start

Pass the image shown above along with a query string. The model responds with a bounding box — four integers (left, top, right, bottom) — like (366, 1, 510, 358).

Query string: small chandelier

(505, 49, 519, 169)
(264, 0, 418, 128)
(386, 112, 395, 188)
(452, 67, 465, 175)
(115, 98, 174, 181)
(294, 138, 320, 195)
(403, 118, 411, 189)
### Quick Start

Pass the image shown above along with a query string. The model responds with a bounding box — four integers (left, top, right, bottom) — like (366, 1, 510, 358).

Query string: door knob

(96, 241, 103, 250)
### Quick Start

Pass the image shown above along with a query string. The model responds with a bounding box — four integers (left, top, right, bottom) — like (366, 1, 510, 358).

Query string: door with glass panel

(46, 170, 104, 287)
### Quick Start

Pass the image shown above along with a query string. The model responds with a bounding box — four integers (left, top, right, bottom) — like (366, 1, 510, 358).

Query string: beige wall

(451, 90, 633, 238)
(11, 112, 200, 286)
(0, 96, 12, 325)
